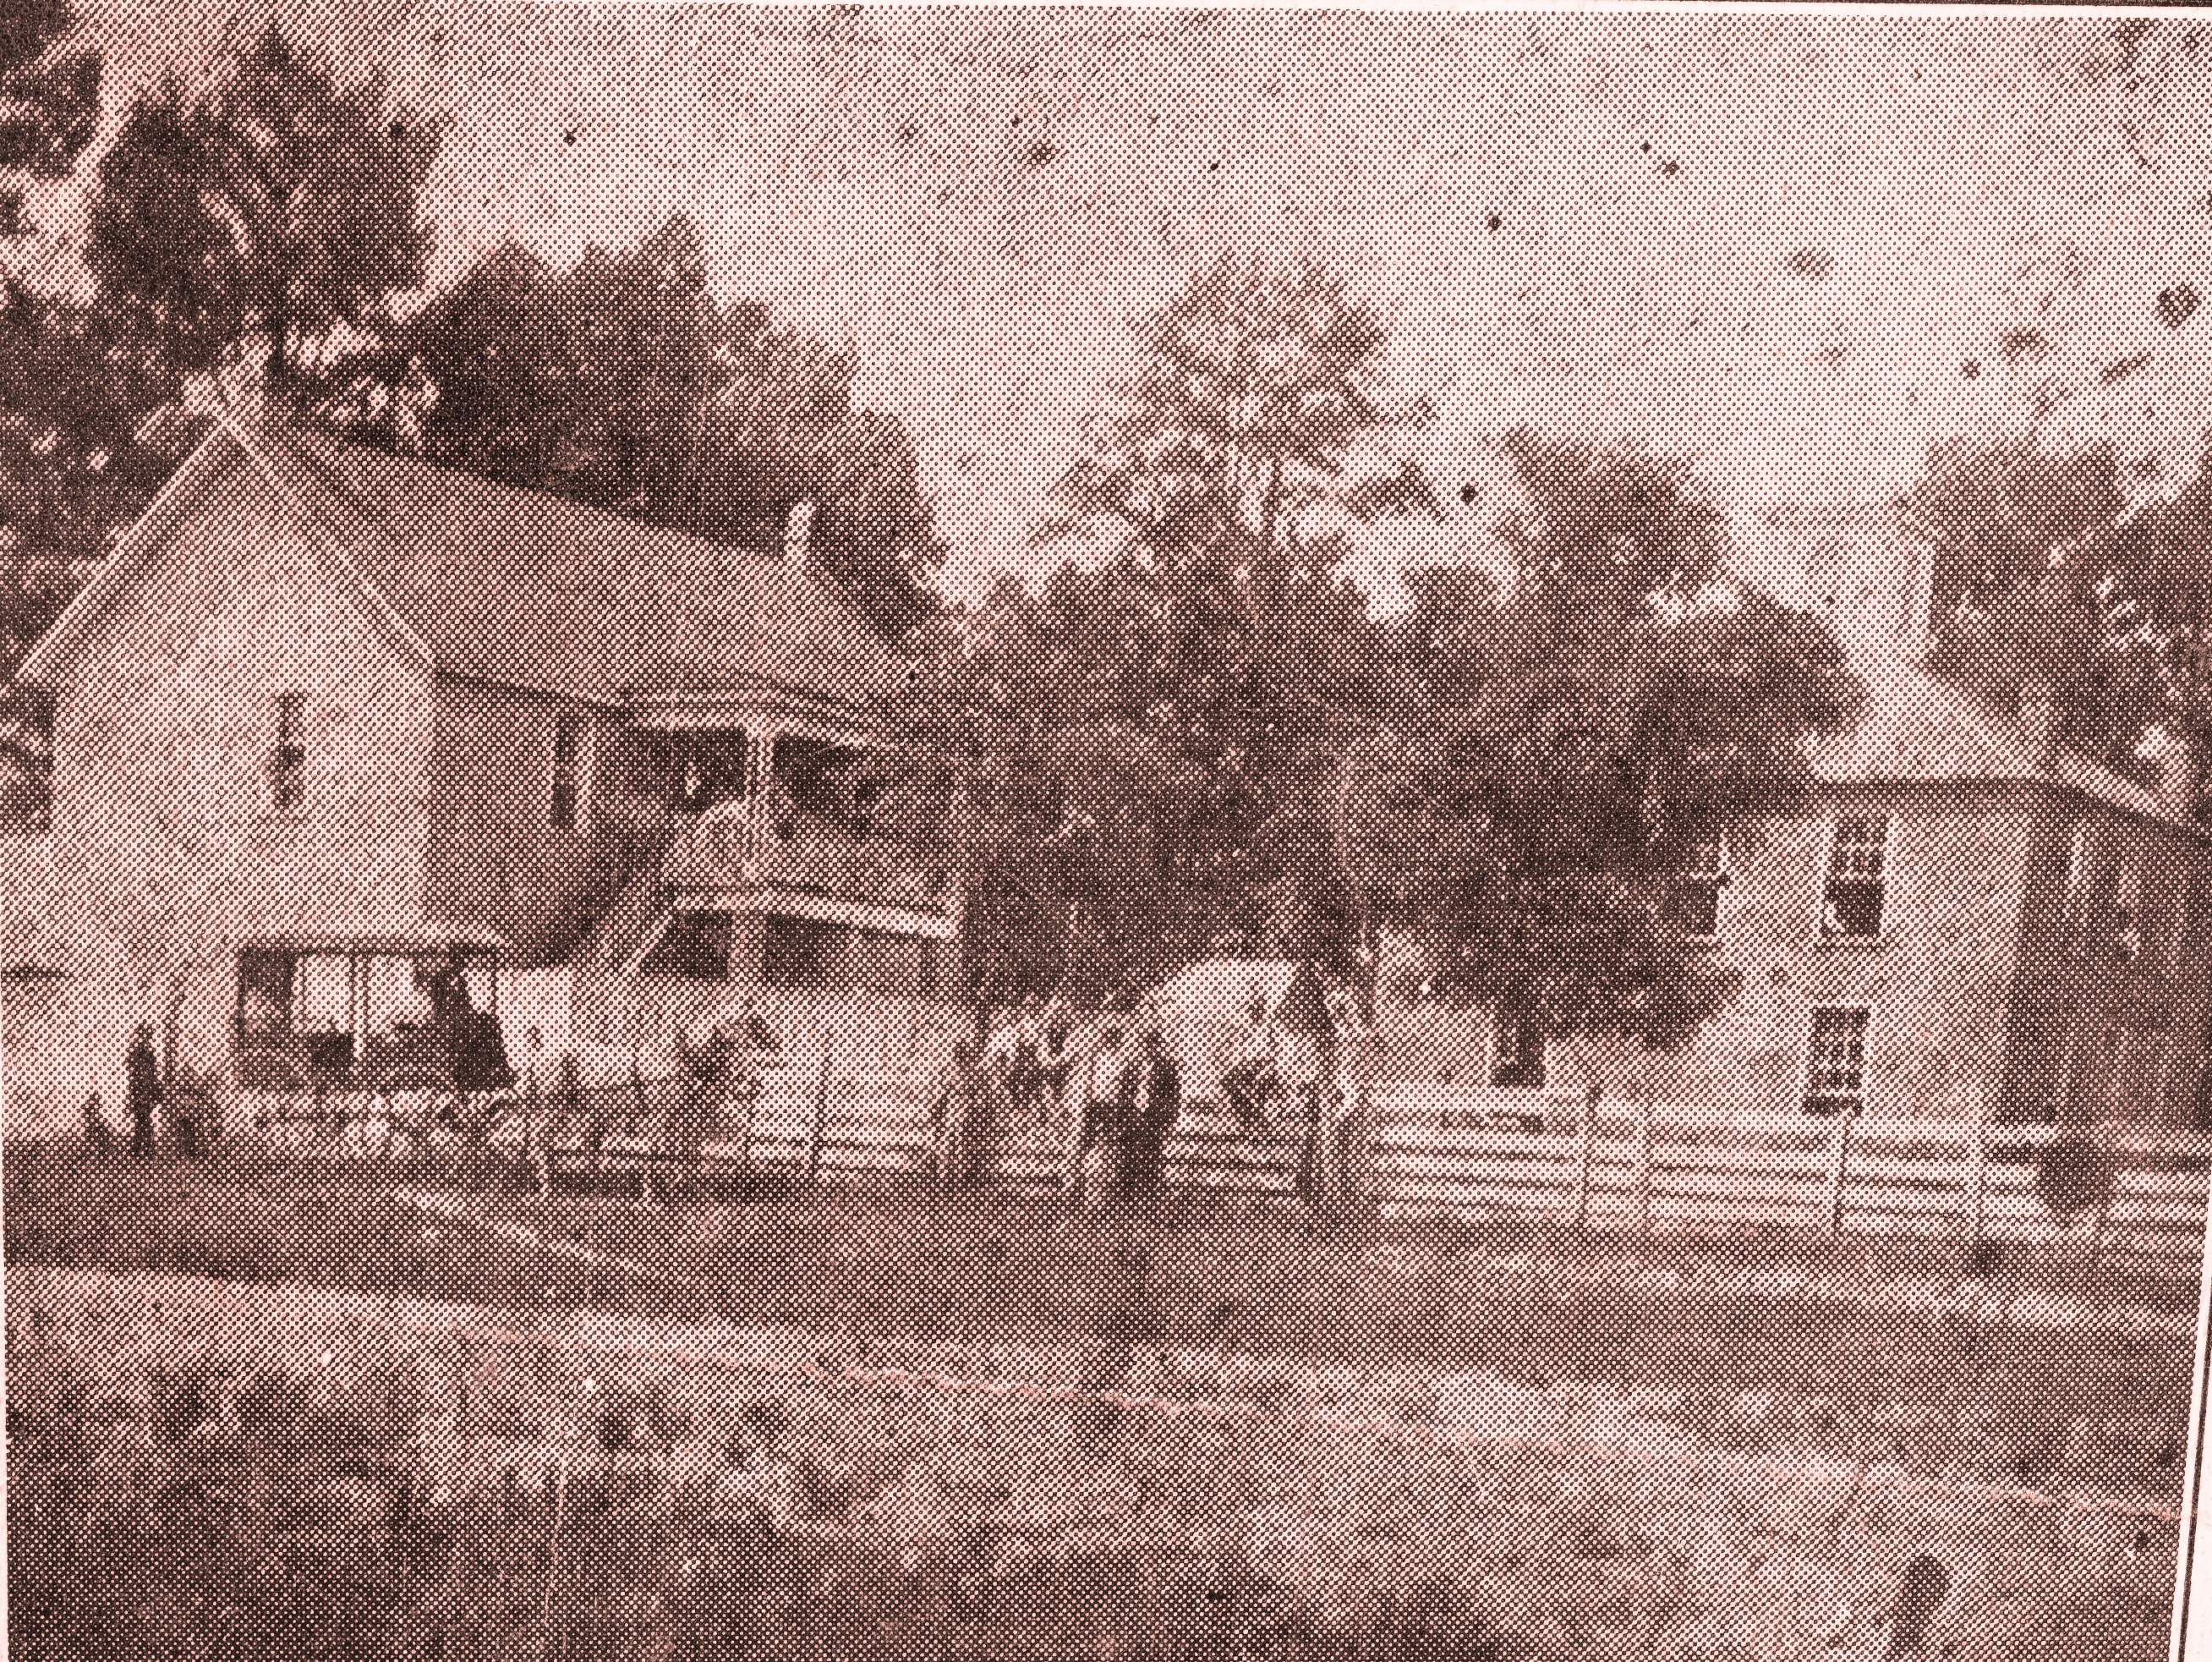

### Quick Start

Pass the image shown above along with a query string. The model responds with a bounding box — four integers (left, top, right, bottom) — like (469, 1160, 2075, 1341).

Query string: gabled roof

(1809, 648, 2187, 831)
(22, 418, 907, 714)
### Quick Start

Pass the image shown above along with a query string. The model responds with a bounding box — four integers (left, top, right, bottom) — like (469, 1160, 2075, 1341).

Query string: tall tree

(319, 217, 944, 641)
(85, 22, 441, 387)
(896, 253, 1437, 1008)
(1367, 431, 1858, 1096)
(0, 282, 191, 669)
(0, 0, 99, 237)
(0, 281, 199, 824)
(1912, 434, 2212, 787)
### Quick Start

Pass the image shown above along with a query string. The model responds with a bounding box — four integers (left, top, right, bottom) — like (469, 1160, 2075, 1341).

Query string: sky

(19, 3, 2212, 597)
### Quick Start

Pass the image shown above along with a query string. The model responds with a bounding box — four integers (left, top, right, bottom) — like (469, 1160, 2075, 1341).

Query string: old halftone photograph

(4, 3, 2212, 1659)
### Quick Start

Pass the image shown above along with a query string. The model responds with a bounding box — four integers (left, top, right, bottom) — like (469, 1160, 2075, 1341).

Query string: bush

(2035, 1132, 2114, 1220)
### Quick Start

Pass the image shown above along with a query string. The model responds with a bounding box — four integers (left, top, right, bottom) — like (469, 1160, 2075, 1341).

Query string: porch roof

(236, 924, 512, 957)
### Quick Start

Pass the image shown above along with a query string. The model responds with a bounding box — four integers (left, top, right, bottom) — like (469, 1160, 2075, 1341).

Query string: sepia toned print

(4, 5, 2212, 1659)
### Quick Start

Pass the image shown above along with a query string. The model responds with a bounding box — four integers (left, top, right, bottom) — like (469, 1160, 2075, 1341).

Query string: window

(641, 911, 733, 980)
(1491, 1003, 1546, 1089)
(2112, 858, 2144, 967)
(763, 915, 838, 990)
(236, 947, 297, 1037)
(1821, 815, 1888, 941)
(1804, 1006, 1870, 1116)
(1670, 831, 1727, 940)
(550, 711, 581, 831)
(269, 693, 305, 813)
(2062, 818, 2094, 950)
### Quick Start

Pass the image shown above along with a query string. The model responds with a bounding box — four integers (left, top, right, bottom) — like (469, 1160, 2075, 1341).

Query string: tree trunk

(1258, 453, 1284, 565)
(1328, 740, 1379, 1206)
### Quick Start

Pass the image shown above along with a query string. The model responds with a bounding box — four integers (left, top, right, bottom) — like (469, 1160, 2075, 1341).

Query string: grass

(3, 1143, 2198, 1505)
(6, 1258, 2187, 1662)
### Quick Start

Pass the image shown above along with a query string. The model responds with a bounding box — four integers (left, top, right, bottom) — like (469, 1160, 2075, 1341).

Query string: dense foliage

(318, 217, 944, 642)
(901, 257, 1859, 1071)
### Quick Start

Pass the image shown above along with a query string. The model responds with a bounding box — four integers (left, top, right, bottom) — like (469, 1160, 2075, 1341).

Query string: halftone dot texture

(6, 8, 2211, 1662)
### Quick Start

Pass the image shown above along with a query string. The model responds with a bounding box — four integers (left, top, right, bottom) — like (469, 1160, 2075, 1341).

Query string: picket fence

(234, 1045, 2212, 1281)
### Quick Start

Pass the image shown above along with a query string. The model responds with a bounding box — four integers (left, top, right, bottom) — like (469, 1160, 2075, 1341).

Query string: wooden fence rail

(223, 1065, 2212, 1279)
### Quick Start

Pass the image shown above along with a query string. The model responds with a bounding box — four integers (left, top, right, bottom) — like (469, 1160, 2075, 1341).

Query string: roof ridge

(262, 425, 905, 715)
(283, 422, 791, 575)
(1831, 645, 2181, 830)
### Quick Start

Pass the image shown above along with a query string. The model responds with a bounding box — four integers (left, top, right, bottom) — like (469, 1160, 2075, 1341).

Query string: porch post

(744, 727, 779, 873)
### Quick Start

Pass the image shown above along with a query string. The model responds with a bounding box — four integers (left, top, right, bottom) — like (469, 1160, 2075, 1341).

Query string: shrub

(2035, 1132, 2114, 1220)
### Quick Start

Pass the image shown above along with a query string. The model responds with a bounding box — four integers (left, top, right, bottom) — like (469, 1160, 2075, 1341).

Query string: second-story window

(1821, 815, 1888, 941)
(2112, 857, 2144, 966)
(1670, 831, 1727, 940)
(268, 692, 305, 814)
(1804, 1006, 1870, 1116)
(2062, 817, 2094, 952)
(550, 711, 581, 831)
(1490, 1002, 1545, 1089)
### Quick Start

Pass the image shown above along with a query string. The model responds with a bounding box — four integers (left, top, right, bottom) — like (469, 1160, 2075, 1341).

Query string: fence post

(2088, 1117, 2117, 1270)
(804, 1031, 832, 1189)
(1821, 1108, 1856, 1240)
(1632, 1091, 1655, 1238)
(1352, 1027, 1378, 1207)
(1571, 1085, 1600, 1230)
(903, 1018, 925, 1173)
(1964, 1111, 1990, 1253)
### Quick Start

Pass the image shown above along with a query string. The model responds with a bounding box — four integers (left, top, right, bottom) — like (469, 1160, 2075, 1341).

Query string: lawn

(3, 1144, 2200, 1661)
(5, 1144, 2199, 1498)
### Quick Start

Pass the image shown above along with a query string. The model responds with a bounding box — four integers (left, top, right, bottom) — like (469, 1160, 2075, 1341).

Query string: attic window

(1669, 831, 1727, 940)
(1821, 815, 1888, 940)
(269, 693, 305, 814)
(550, 711, 581, 831)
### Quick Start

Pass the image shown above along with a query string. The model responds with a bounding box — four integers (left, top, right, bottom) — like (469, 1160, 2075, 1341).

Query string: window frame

(1489, 1001, 1547, 1090)
(550, 709, 583, 831)
(268, 691, 306, 816)
(1818, 813, 1891, 944)
(1671, 829, 1729, 943)
(1803, 1003, 1872, 1117)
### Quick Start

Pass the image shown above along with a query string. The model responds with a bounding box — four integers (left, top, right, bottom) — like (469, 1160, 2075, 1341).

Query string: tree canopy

(1912, 434, 2212, 788)
(895, 255, 1435, 1007)
(0, 0, 99, 237)
(86, 22, 441, 382)
(1372, 430, 1858, 1066)
(0, 282, 198, 672)
(319, 217, 944, 642)
(904, 256, 1859, 1057)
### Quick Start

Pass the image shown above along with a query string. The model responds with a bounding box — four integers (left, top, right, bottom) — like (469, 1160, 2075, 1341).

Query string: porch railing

(661, 801, 952, 916)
